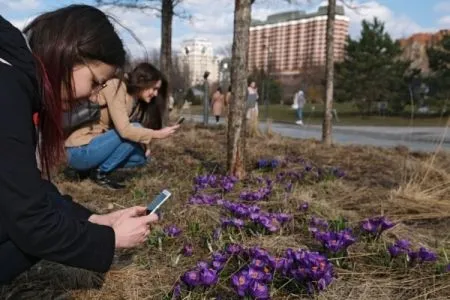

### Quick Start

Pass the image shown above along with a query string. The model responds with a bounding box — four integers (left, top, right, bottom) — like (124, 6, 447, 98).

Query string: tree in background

(322, 0, 336, 145)
(227, 0, 254, 179)
(96, 0, 186, 87)
(427, 34, 450, 113)
(335, 18, 410, 116)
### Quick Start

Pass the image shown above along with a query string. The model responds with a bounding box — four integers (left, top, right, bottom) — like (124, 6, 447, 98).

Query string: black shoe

(90, 170, 126, 190)
(63, 167, 91, 181)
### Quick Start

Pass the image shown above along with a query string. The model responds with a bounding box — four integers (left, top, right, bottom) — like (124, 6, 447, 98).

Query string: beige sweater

(65, 79, 155, 147)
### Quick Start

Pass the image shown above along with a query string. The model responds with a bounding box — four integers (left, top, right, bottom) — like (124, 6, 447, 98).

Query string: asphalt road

(188, 115, 449, 153)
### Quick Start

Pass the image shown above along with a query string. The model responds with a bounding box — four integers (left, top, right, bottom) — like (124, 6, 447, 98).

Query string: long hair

(126, 63, 167, 130)
(23, 5, 125, 172)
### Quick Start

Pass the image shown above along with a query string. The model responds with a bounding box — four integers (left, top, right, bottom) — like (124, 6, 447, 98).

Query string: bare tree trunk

(227, 0, 253, 179)
(322, 0, 336, 145)
(160, 0, 173, 83)
(160, 0, 173, 125)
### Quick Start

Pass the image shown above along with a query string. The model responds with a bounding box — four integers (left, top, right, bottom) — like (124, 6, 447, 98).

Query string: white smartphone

(146, 189, 171, 215)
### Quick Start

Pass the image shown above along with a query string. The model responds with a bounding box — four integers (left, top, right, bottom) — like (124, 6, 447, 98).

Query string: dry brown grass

(1, 123, 449, 300)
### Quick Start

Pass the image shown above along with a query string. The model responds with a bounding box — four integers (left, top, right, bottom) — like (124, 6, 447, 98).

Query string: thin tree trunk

(160, 0, 173, 82)
(322, 0, 336, 145)
(160, 0, 173, 125)
(227, 0, 253, 179)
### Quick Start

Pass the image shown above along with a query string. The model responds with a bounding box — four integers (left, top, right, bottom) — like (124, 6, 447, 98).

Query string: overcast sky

(1, 0, 449, 57)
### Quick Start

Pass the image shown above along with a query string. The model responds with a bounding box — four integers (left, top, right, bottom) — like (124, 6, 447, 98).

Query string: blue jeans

(297, 107, 303, 120)
(66, 124, 148, 173)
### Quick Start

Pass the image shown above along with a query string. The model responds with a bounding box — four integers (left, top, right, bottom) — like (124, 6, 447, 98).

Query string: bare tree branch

(96, 0, 191, 19)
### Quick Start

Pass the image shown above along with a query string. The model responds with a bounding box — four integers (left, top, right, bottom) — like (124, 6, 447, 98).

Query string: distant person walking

(294, 89, 306, 125)
(247, 80, 259, 120)
(211, 87, 225, 123)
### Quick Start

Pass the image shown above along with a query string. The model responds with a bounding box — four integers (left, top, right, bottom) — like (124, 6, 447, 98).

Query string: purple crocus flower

(182, 244, 193, 257)
(226, 243, 243, 255)
(181, 270, 201, 287)
(416, 247, 438, 263)
(388, 245, 402, 257)
(361, 219, 378, 234)
(247, 267, 266, 282)
(199, 268, 218, 286)
(361, 216, 395, 236)
(332, 168, 345, 178)
(172, 282, 181, 299)
(212, 250, 229, 262)
(250, 258, 266, 270)
(388, 239, 411, 258)
(249, 281, 270, 300)
(273, 213, 292, 224)
(314, 229, 356, 253)
(221, 217, 245, 229)
(249, 212, 261, 221)
(231, 270, 250, 297)
(395, 239, 411, 250)
(380, 217, 395, 231)
(298, 202, 309, 212)
(249, 247, 270, 259)
(189, 193, 221, 205)
(211, 260, 225, 271)
(196, 261, 209, 269)
(310, 216, 329, 229)
(164, 225, 182, 237)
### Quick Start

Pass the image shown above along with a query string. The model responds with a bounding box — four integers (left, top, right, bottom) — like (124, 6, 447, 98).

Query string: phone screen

(147, 190, 171, 214)
(176, 117, 185, 125)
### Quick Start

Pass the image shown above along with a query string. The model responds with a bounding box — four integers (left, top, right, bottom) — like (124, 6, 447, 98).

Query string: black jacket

(0, 16, 115, 276)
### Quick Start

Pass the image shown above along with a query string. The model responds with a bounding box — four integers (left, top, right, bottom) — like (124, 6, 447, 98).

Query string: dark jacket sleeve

(0, 64, 115, 273)
(41, 180, 93, 220)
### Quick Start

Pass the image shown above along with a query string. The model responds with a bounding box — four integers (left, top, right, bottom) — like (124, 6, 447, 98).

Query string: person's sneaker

(295, 120, 304, 126)
(90, 170, 125, 190)
(63, 167, 91, 181)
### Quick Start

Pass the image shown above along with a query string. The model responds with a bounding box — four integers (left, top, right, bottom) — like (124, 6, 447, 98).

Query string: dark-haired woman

(65, 63, 179, 189)
(0, 5, 158, 284)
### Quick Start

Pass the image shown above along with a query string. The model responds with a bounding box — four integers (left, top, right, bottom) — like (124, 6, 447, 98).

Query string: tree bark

(160, 0, 173, 83)
(160, 0, 173, 125)
(227, 0, 252, 179)
(322, 0, 336, 145)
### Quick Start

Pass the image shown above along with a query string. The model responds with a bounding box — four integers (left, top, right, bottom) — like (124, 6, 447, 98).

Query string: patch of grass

(1, 124, 450, 299)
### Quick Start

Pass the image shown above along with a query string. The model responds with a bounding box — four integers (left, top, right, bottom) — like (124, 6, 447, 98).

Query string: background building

(248, 6, 349, 75)
(179, 38, 220, 85)
(399, 29, 450, 74)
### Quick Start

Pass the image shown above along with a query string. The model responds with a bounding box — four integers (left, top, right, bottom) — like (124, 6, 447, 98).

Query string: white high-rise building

(179, 38, 220, 85)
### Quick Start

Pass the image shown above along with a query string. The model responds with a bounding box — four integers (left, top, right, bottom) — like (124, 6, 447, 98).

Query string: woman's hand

(88, 206, 148, 227)
(112, 207, 159, 249)
(153, 125, 179, 139)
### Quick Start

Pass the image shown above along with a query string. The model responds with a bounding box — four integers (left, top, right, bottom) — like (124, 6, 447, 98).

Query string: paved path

(188, 115, 449, 153)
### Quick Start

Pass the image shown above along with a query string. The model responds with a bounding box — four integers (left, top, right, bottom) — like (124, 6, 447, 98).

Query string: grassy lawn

(189, 104, 449, 127)
(2, 124, 449, 299)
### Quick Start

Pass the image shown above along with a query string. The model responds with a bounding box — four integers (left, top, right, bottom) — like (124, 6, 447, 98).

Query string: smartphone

(146, 189, 171, 215)
(176, 117, 185, 125)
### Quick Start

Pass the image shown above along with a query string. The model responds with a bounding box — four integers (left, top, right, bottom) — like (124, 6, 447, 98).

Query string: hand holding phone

(146, 189, 172, 215)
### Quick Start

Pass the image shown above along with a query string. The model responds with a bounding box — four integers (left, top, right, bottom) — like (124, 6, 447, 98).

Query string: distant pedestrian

(211, 87, 225, 123)
(247, 81, 259, 121)
(294, 89, 306, 125)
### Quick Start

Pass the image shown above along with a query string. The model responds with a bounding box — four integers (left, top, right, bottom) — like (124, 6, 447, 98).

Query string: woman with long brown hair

(65, 62, 179, 189)
(0, 5, 158, 284)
